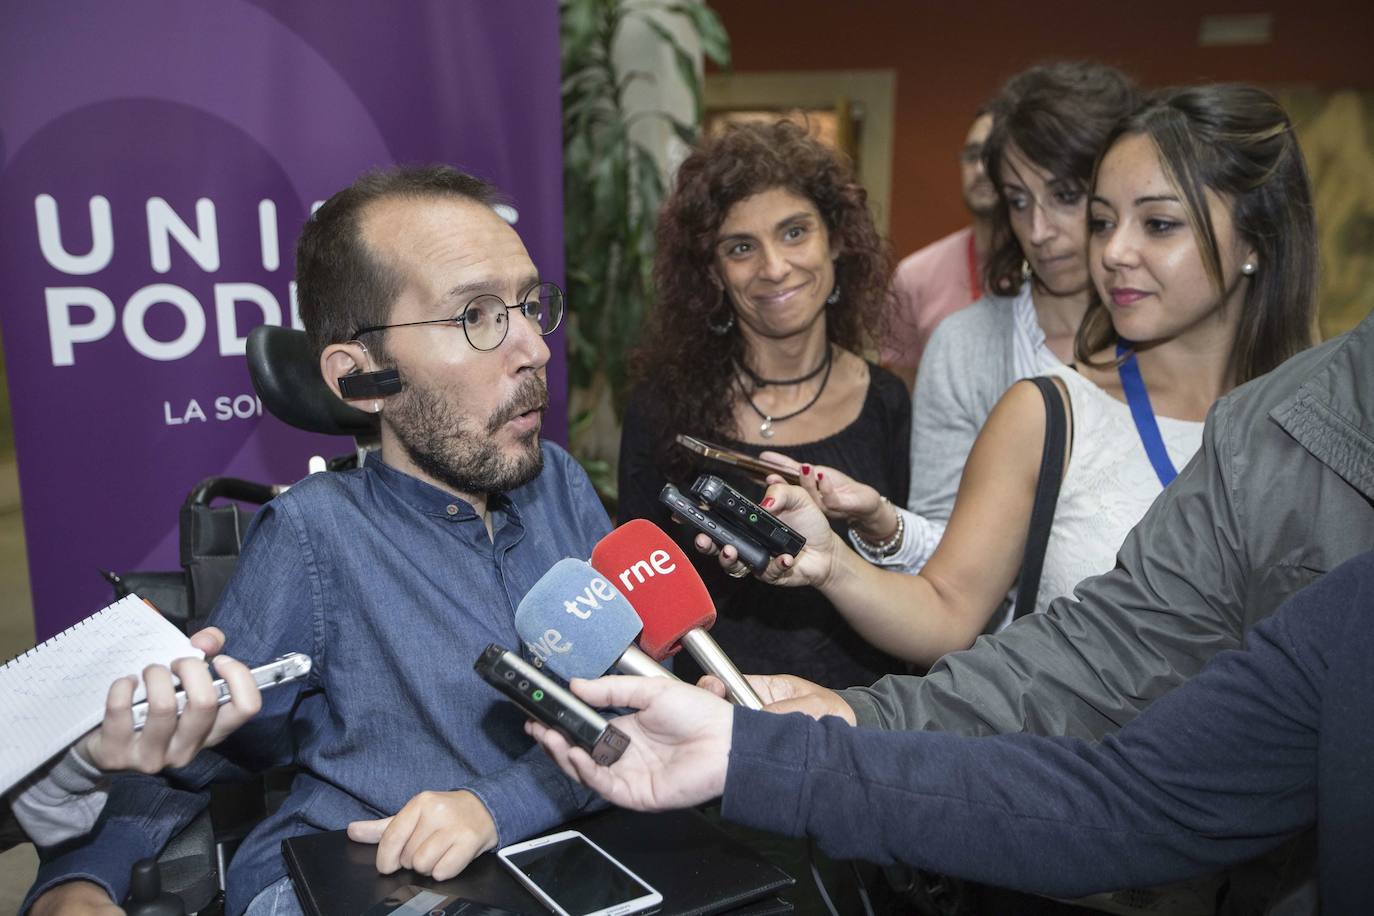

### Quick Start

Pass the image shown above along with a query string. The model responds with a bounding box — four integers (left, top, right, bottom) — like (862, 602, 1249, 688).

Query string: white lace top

(992, 362, 1205, 632)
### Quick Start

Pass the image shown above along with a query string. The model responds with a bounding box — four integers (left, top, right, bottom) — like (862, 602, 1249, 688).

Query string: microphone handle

(615, 645, 681, 681)
(680, 628, 764, 710)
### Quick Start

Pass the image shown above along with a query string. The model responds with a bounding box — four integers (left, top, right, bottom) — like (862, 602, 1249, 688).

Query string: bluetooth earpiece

(337, 339, 405, 400)
(337, 368, 403, 399)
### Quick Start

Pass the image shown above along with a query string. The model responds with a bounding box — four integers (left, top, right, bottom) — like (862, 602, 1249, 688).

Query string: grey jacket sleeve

(724, 568, 1329, 898)
(841, 394, 1250, 740)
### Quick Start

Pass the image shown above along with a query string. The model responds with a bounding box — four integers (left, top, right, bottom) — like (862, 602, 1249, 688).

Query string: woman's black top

(617, 364, 911, 689)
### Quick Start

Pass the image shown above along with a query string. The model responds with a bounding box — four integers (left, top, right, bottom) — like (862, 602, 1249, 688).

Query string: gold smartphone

(674, 434, 801, 485)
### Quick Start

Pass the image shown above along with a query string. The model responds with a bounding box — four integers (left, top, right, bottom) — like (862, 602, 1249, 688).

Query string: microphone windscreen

(590, 520, 716, 660)
(514, 558, 643, 681)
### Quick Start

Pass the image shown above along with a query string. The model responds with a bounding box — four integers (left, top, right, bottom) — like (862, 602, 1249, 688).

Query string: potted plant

(560, 0, 729, 508)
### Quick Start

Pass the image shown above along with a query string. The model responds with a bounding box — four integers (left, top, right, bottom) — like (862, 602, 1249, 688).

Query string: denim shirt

(26, 443, 611, 915)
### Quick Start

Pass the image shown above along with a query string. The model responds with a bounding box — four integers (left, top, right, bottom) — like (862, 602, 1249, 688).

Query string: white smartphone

(497, 830, 662, 916)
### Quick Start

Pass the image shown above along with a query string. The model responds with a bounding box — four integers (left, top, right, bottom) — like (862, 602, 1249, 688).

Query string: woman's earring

(706, 303, 735, 336)
(826, 284, 841, 306)
(1241, 262, 1257, 276)
(1021, 259, 1033, 282)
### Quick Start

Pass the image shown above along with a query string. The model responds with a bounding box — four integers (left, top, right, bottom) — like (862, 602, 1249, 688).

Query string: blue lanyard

(1116, 343, 1178, 488)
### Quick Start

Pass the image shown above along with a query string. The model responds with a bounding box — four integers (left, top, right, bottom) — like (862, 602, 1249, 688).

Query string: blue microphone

(515, 558, 678, 682)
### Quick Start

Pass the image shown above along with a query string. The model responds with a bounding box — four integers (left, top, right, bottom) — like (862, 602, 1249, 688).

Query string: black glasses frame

(351, 281, 564, 352)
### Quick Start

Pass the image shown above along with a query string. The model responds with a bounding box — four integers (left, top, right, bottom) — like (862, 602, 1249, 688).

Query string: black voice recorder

(474, 644, 630, 766)
(690, 473, 806, 558)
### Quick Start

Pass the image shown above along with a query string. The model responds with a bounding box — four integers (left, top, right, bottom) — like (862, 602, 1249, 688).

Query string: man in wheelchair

(26, 166, 612, 916)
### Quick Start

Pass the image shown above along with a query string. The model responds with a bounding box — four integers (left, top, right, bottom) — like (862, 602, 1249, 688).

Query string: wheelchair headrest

(247, 325, 380, 437)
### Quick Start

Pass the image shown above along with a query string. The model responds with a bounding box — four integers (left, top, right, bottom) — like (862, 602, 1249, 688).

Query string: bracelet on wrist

(851, 497, 905, 559)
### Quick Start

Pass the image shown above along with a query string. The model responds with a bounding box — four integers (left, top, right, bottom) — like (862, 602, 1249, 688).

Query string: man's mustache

(487, 376, 549, 432)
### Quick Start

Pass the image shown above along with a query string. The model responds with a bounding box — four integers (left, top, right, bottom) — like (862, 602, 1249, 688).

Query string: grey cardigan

(911, 294, 1023, 521)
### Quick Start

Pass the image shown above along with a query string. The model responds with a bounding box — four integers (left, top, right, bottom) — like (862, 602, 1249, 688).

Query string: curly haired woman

(617, 119, 911, 690)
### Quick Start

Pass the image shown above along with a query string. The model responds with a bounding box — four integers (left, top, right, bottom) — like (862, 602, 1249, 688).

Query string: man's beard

(964, 184, 997, 218)
(385, 373, 548, 496)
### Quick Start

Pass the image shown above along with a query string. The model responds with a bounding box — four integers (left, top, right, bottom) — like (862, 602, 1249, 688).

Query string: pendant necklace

(739, 345, 834, 439)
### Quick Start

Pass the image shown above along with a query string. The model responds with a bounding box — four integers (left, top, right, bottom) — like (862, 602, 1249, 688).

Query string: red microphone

(590, 519, 764, 709)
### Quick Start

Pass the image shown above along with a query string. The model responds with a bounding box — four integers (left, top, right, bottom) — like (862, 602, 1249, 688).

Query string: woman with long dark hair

(618, 119, 910, 690)
(777, 62, 1139, 583)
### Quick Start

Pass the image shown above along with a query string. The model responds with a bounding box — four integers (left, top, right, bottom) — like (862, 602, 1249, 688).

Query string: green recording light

(532, 689, 545, 701)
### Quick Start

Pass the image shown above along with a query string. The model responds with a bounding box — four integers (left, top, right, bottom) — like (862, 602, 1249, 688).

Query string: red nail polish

(817, 472, 824, 482)
(761, 496, 775, 509)
(801, 464, 812, 475)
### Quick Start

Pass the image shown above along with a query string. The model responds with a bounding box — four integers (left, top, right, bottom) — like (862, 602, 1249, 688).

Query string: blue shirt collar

(364, 450, 518, 523)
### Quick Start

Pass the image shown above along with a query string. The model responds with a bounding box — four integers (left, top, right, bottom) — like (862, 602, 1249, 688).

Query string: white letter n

(147, 197, 220, 273)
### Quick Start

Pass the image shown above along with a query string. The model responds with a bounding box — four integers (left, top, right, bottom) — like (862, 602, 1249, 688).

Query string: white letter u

(35, 194, 114, 275)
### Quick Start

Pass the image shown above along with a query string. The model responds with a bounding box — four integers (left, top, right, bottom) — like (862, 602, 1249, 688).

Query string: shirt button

(446, 504, 459, 516)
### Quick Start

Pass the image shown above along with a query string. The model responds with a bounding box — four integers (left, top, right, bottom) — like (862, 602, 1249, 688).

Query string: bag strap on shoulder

(1013, 376, 1070, 621)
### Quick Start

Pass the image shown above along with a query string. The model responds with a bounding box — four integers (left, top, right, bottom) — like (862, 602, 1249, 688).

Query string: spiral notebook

(0, 594, 200, 795)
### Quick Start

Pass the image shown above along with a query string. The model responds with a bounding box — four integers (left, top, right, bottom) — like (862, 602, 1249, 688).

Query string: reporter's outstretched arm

(82, 629, 262, 773)
(701, 382, 1052, 668)
(839, 397, 1249, 739)
(23, 502, 315, 914)
(724, 556, 1362, 900)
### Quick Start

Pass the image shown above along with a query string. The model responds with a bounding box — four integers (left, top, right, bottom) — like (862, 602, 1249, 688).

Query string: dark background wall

(710, 1, 1374, 259)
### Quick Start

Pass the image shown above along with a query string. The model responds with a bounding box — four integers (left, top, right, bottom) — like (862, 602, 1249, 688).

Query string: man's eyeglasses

(352, 281, 565, 352)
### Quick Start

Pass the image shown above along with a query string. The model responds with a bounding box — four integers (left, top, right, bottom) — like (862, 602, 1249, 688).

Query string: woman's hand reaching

(692, 475, 844, 588)
(758, 451, 899, 543)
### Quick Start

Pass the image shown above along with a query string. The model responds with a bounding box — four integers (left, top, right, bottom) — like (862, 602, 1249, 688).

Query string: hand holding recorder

(690, 476, 845, 590)
(659, 473, 805, 576)
(526, 675, 733, 814)
(757, 450, 901, 545)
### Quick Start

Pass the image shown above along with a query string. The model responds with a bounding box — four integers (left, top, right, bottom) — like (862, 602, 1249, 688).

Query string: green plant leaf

(665, 2, 731, 69)
(562, 0, 730, 454)
(668, 115, 699, 147)
(636, 15, 702, 123)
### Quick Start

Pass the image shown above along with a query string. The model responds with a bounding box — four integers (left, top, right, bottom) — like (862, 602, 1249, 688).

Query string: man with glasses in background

(26, 167, 612, 916)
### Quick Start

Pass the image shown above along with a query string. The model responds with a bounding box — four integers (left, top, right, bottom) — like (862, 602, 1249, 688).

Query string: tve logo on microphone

(527, 627, 572, 664)
(516, 558, 646, 672)
(525, 573, 618, 662)
(562, 575, 621, 618)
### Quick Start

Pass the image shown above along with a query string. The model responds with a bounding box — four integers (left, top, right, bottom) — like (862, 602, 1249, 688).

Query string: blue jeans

(243, 876, 304, 916)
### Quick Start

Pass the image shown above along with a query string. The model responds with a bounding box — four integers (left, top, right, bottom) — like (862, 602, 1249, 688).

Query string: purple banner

(0, 0, 566, 638)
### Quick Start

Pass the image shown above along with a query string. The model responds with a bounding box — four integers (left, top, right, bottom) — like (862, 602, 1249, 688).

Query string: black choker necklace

(738, 346, 835, 438)
(738, 347, 832, 389)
